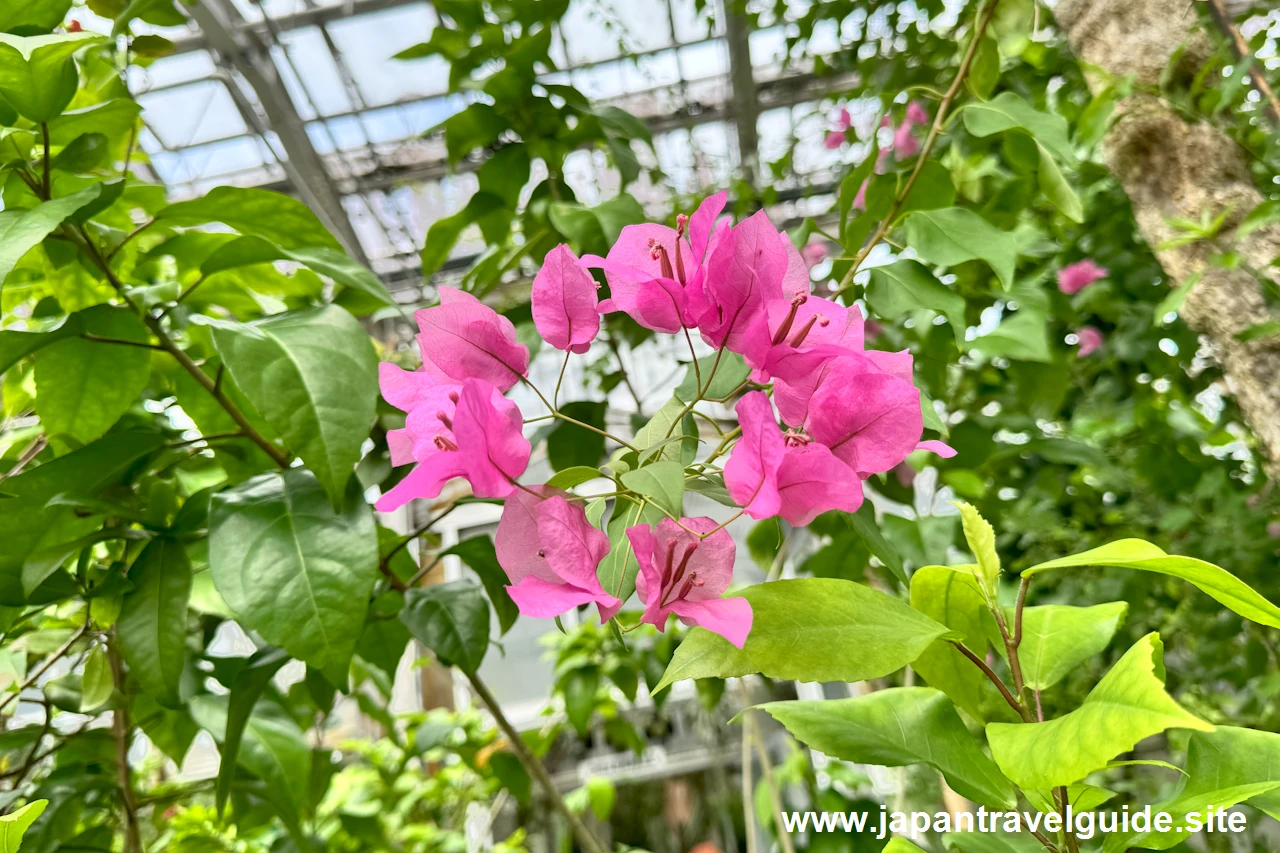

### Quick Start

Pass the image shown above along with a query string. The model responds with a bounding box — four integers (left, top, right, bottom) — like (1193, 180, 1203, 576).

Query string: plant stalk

(108, 640, 143, 853)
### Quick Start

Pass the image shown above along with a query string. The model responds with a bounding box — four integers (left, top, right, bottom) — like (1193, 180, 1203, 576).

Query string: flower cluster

(377, 191, 950, 649)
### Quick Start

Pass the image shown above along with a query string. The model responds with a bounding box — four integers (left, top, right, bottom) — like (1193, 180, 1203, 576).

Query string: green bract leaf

(674, 350, 752, 403)
(214, 647, 289, 816)
(201, 235, 395, 307)
(757, 688, 1017, 808)
(209, 469, 377, 675)
(910, 564, 1008, 723)
(654, 578, 959, 692)
(1024, 539, 1280, 629)
(79, 645, 112, 712)
(154, 186, 342, 252)
(866, 259, 967, 348)
(961, 91, 1074, 164)
(34, 305, 151, 444)
(598, 496, 664, 602)
(0, 184, 107, 290)
(903, 208, 1018, 290)
(0, 431, 162, 606)
(0, 799, 47, 853)
(1102, 726, 1280, 851)
(207, 305, 378, 509)
(971, 310, 1053, 363)
(1036, 141, 1084, 223)
(1005, 602, 1127, 690)
(0, 32, 104, 122)
(117, 537, 191, 707)
(987, 633, 1212, 790)
(442, 536, 518, 635)
(620, 461, 685, 518)
(399, 581, 490, 675)
(953, 502, 1000, 601)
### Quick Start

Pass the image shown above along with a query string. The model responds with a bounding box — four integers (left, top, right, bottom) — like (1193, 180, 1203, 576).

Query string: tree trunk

(1056, 0, 1280, 477)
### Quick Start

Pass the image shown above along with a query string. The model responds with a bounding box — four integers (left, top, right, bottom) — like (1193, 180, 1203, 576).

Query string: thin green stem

(951, 640, 1027, 719)
(41, 123, 50, 197)
(553, 350, 571, 409)
(81, 333, 165, 351)
(665, 346, 726, 440)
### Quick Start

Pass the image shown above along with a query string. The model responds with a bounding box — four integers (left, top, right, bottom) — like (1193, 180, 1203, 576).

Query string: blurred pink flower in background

(801, 242, 828, 268)
(1058, 259, 1109, 295)
(1075, 326, 1104, 357)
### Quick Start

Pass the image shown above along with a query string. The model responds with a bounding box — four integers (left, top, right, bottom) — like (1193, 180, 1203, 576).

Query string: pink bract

(532, 243, 600, 354)
(905, 100, 930, 126)
(742, 293, 863, 385)
(627, 517, 752, 649)
(1076, 325, 1104, 357)
(499, 492, 622, 622)
(1058, 259, 1109, 295)
(693, 209, 788, 353)
(800, 242, 828, 268)
(824, 130, 846, 150)
(375, 378, 529, 511)
(414, 287, 530, 392)
(806, 357, 923, 476)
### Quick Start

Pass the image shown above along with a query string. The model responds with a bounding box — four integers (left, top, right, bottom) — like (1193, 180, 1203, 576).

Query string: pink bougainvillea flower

(1057, 259, 1109, 295)
(824, 131, 847, 150)
(917, 439, 957, 458)
(375, 378, 530, 511)
(741, 293, 861, 384)
(627, 517, 752, 648)
(693, 209, 788, 353)
(581, 192, 728, 334)
(379, 362, 459, 466)
(1075, 325, 1104, 357)
(892, 120, 920, 158)
(532, 243, 600, 354)
(1267, 520, 1280, 539)
(905, 100, 930, 126)
(806, 356, 924, 476)
(414, 287, 529, 392)
(725, 392, 864, 526)
(800, 242, 828, 268)
(497, 489, 622, 621)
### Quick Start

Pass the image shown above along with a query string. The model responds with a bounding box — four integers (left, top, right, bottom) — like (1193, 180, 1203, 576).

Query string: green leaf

(1005, 602, 1127, 690)
(0, 799, 47, 853)
(1, 0, 73, 33)
(909, 564, 1007, 723)
(973, 310, 1053, 362)
(545, 466, 604, 490)
(0, 184, 107, 290)
(0, 32, 105, 122)
(443, 536, 518, 635)
(962, 91, 1074, 164)
(1238, 199, 1280, 238)
(597, 497, 664, 602)
(208, 305, 378, 509)
(1036, 141, 1083, 223)
(209, 469, 377, 674)
(903, 208, 1018, 290)
(585, 776, 616, 821)
(674, 350, 752, 403)
(214, 647, 289, 816)
(633, 395, 697, 464)
(839, 141, 880, 238)
(884, 842, 928, 853)
(356, 615, 410, 680)
(1154, 271, 1200, 325)
(0, 431, 162, 606)
(758, 688, 1016, 808)
(1024, 538, 1280, 629)
(620, 461, 684, 518)
(546, 400, 607, 471)
(866, 259, 967, 348)
(986, 633, 1212, 790)
(655, 578, 958, 692)
(400, 581, 490, 675)
(966, 33, 1000, 99)
(79, 645, 112, 712)
(0, 312, 85, 376)
(563, 668, 599, 736)
(953, 502, 1000, 602)
(441, 103, 506, 165)
(34, 304, 151, 444)
(117, 537, 191, 707)
(1235, 320, 1280, 343)
(154, 186, 342, 252)
(201, 235, 395, 307)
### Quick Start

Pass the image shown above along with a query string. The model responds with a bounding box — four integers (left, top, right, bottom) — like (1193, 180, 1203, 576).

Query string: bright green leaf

(155, 186, 342, 252)
(866, 259, 967, 348)
(904, 208, 1019, 290)
(962, 91, 1074, 164)
(597, 496, 664, 602)
(972, 310, 1053, 362)
(1004, 602, 1127, 690)
(674, 350, 752, 403)
(1036, 141, 1083, 223)
(117, 537, 191, 707)
(79, 646, 112, 712)
(201, 235, 395, 307)
(0, 184, 107, 291)
(953, 502, 1000, 602)
(620, 461, 685, 519)
(545, 466, 604, 490)
(0, 799, 47, 853)
(0, 32, 105, 122)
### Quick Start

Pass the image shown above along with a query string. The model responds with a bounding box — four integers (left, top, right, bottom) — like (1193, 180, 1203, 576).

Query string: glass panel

(327, 4, 446, 105)
(139, 81, 248, 148)
(128, 51, 218, 92)
(271, 27, 355, 119)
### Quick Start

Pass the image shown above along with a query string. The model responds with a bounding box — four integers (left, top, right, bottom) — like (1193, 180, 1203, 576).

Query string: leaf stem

(81, 333, 166, 351)
(521, 375, 639, 451)
(750, 712, 798, 853)
(466, 671, 609, 853)
(950, 641, 1027, 719)
(41, 123, 50, 198)
(553, 350, 571, 409)
(834, 0, 1003, 295)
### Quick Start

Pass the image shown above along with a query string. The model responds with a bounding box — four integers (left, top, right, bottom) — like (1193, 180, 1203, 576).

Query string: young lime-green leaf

(903, 208, 1018, 290)
(1036, 141, 1084, 223)
(674, 350, 752, 403)
(961, 91, 1074, 164)
(758, 688, 1017, 808)
(1002, 602, 1127, 690)
(443, 536, 518, 635)
(117, 537, 192, 707)
(952, 502, 1000, 602)
(634, 395, 698, 464)
(1, 0, 72, 33)
(1237, 199, 1280, 239)
(544, 466, 605, 490)
(972, 309, 1053, 363)
(0, 184, 108, 291)
(910, 564, 1010, 723)
(944, 831, 1045, 853)
(210, 469, 377, 674)
(620, 461, 685, 519)
(1024, 538, 1280, 629)
(79, 645, 113, 712)
(201, 235, 395, 307)
(655, 578, 959, 692)
(208, 305, 378, 510)
(155, 186, 342, 252)
(866, 259, 967, 348)
(1154, 271, 1201, 325)
(213, 646, 289, 816)
(0, 799, 47, 853)
(597, 496, 665, 601)
(884, 841, 928, 853)
(0, 32, 105, 122)
(399, 581, 490, 675)
(1024, 783, 1117, 816)
(987, 633, 1212, 790)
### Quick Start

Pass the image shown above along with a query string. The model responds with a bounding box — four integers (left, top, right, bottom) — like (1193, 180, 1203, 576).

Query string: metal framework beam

(170, 0, 425, 56)
(185, 0, 370, 264)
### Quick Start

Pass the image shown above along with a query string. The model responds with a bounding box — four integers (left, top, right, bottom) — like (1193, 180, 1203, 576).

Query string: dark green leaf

(546, 400, 607, 471)
(400, 581, 490, 675)
(117, 537, 191, 707)
(866, 259, 967, 348)
(845, 503, 907, 586)
(214, 646, 289, 816)
(443, 536, 519, 635)
(903, 208, 1019, 290)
